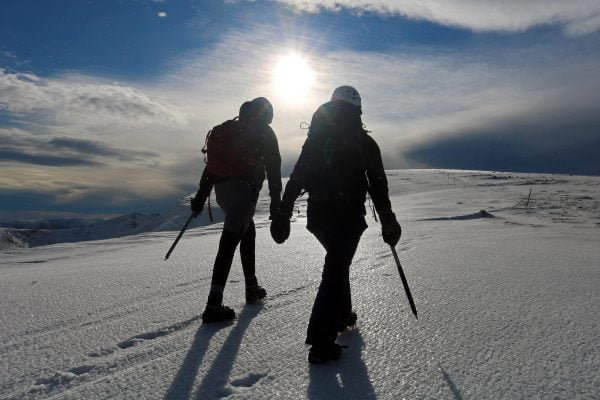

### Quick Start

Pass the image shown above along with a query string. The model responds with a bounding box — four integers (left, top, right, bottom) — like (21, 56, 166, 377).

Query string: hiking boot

(201, 304, 235, 323)
(308, 343, 345, 364)
(245, 284, 267, 304)
(337, 311, 357, 332)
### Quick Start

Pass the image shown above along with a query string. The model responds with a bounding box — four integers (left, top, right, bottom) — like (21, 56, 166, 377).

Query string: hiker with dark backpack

(270, 86, 402, 363)
(191, 97, 282, 323)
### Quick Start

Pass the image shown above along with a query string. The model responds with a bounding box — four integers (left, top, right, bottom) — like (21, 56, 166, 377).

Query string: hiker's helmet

(331, 86, 361, 108)
(240, 97, 273, 125)
(252, 97, 273, 125)
(239, 101, 253, 121)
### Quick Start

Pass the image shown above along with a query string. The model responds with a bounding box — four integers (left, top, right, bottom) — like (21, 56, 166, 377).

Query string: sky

(1, 0, 600, 219)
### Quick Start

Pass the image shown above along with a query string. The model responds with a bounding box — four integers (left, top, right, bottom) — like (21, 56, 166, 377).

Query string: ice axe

(390, 245, 418, 319)
(164, 211, 199, 261)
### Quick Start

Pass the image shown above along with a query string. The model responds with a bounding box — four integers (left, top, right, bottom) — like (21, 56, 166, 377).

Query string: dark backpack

(302, 101, 368, 201)
(202, 118, 261, 177)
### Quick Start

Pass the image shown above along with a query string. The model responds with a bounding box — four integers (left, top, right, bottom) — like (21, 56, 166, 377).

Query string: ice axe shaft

(390, 246, 418, 319)
(165, 211, 198, 261)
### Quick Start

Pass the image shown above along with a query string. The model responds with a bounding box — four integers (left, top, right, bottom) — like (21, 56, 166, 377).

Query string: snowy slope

(0, 228, 25, 250)
(0, 195, 225, 250)
(1, 170, 599, 399)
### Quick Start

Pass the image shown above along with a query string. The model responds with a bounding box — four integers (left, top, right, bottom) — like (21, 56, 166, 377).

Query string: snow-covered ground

(1, 169, 599, 399)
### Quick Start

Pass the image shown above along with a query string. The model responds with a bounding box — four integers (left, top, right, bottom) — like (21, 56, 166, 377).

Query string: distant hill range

(0, 195, 225, 250)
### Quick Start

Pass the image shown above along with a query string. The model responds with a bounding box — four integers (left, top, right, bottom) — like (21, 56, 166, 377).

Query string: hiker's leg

(215, 179, 256, 235)
(305, 227, 363, 345)
(241, 219, 267, 303)
(207, 229, 242, 305)
(340, 258, 352, 322)
(240, 220, 256, 282)
(206, 179, 252, 306)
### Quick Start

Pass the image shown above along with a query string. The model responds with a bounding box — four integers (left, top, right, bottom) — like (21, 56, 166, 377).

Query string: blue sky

(1, 0, 600, 219)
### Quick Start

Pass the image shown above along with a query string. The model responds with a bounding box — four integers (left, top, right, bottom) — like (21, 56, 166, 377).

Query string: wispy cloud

(2, 17, 600, 215)
(165, 25, 600, 169)
(0, 127, 166, 202)
(0, 69, 187, 128)
(273, 0, 600, 36)
(0, 149, 102, 167)
(0, 69, 193, 210)
(1, 50, 17, 59)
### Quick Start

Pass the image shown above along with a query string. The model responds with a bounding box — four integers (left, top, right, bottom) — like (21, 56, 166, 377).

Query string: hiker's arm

(364, 135, 393, 216)
(278, 143, 309, 219)
(263, 126, 283, 199)
(191, 167, 216, 212)
(365, 135, 401, 244)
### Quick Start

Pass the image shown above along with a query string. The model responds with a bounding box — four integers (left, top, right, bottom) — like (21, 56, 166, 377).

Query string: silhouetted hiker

(270, 86, 402, 363)
(191, 97, 282, 323)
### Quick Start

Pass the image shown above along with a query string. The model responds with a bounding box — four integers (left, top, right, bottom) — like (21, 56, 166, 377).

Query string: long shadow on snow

(307, 331, 377, 400)
(438, 363, 464, 400)
(193, 305, 263, 399)
(163, 320, 232, 400)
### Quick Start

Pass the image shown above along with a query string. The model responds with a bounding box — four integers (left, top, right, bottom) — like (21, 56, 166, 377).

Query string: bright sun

(272, 53, 315, 102)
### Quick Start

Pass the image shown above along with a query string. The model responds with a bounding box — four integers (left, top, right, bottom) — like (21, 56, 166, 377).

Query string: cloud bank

(0, 69, 193, 214)
(274, 0, 600, 36)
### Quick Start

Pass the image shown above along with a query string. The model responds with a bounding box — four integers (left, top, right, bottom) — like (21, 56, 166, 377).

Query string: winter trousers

(305, 220, 365, 346)
(206, 178, 259, 306)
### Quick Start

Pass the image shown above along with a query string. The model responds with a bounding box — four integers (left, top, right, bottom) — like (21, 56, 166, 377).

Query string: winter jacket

(196, 124, 282, 203)
(279, 101, 392, 226)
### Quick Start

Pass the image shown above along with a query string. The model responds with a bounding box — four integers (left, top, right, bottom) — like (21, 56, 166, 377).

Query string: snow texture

(1, 169, 599, 399)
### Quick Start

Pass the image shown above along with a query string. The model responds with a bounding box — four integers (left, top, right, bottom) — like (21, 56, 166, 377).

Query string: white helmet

(331, 85, 361, 107)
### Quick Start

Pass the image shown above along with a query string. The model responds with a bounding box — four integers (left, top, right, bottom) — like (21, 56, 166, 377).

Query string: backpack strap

(207, 191, 214, 222)
(201, 129, 211, 163)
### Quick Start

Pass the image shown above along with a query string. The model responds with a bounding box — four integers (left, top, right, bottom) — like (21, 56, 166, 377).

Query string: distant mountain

(0, 228, 27, 250)
(0, 217, 102, 230)
(0, 194, 224, 250)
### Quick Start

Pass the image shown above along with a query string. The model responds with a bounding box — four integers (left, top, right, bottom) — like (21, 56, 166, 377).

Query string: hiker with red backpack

(270, 86, 402, 363)
(191, 97, 282, 323)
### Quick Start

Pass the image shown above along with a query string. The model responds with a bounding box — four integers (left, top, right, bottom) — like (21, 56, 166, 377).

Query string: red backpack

(202, 118, 259, 177)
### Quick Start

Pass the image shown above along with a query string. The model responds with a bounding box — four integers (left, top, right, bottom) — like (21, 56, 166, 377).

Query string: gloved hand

(190, 193, 205, 215)
(270, 213, 290, 244)
(380, 211, 401, 247)
(269, 195, 281, 220)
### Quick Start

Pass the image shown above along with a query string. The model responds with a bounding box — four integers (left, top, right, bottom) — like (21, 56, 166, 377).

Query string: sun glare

(272, 53, 315, 102)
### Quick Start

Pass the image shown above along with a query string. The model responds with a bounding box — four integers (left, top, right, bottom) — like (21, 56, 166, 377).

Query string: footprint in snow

(230, 372, 267, 388)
